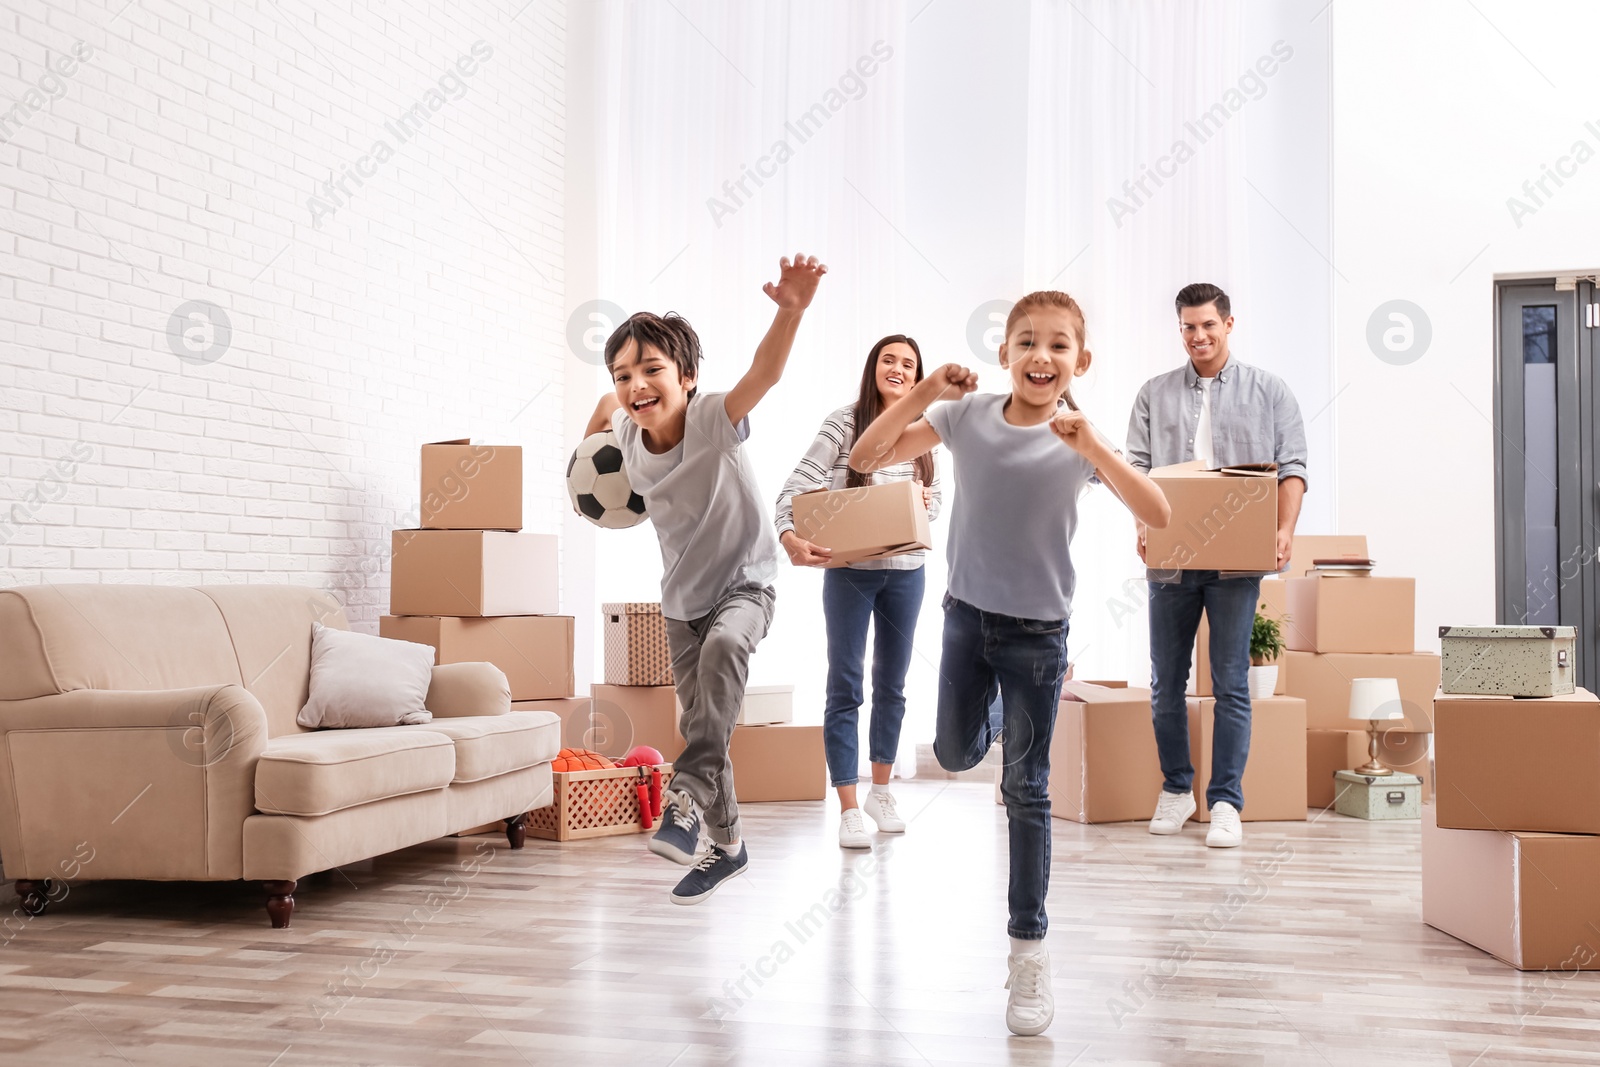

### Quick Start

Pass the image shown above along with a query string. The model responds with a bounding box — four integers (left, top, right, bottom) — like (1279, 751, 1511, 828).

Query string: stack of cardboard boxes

(1422, 637, 1599, 971)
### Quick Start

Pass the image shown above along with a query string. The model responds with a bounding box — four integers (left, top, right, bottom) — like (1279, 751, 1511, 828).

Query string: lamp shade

(1348, 677, 1404, 721)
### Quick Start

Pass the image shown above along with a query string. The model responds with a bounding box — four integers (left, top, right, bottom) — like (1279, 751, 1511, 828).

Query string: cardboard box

(1421, 805, 1600, 971)
(1191, 579, 1288, 696)
(589, 684, 684, 761)
(380, 614, 574, 700)
(1281, 651, 1440, 731)
(390, 530, 558, 617)
(739, 685, 793, 725)
(1189, 695, 1307, 822)
(729, 723, 826, 802)
(1284, 575, 1416, 654)
(1434, 688, 1600, 835)
(1307, 729, 1364, 808)
(790, 480, 932, 568)
(511, 696, 591, 748)
(1145, 462, 1278, 572)
(1282, 534, 1369, 580)
(1050, 683, 1166, 823)
(602, 602, 674, 686)
(419, 439, 523, 531)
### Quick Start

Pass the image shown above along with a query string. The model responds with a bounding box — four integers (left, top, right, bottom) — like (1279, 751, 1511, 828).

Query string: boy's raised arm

(584, 394, 621, 438)
(849, 363, 975, 473)
(724, 253, 829, 427)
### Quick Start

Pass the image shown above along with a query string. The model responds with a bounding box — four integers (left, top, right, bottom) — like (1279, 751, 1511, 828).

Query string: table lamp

(1348, 677, 1404, 776)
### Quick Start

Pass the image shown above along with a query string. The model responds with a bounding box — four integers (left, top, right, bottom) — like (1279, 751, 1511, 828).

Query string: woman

(774, 335, 941, 849)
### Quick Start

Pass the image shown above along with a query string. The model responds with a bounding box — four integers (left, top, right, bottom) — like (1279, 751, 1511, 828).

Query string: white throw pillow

(297, 622, 436, 729)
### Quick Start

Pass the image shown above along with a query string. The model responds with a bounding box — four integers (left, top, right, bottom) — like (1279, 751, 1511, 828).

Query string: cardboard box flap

(424, 438, 473, 446)
(1061, 681, 1150, 705)
(1439, 624, 1579, 640)
(1215, 463, 1277, 477)
(1150, 460, 1276, 479)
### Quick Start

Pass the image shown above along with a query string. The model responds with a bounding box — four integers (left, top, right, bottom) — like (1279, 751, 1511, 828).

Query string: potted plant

(1249, 612, 1287, 698)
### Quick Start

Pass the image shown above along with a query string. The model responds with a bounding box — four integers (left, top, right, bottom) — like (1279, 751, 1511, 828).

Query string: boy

(583, 253, 828, 905)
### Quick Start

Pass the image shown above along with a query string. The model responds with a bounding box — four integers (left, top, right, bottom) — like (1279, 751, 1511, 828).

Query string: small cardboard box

(1050, 683, 1166, 823)
(1422, 804, 1600, 971)
(790, 480, 932, 568)
(381, 614, 574, 700)
(1334, 769, 1422, 820)
(739, 685, 793, 725)
(1282, 534, 1369, 579)
(729, 723, 826, 802)
(1145, 462, 1278, 572)
(1434, 688, 1600, 834)
(603, 602, 674, 686)
(589, 684, 684, 760)
(419, 439, 523, 531)
(390, 530, 558, 617)
(1284, 575, 1416, 654)
(1281, 651, 1440, 731)
(1188, 695, 1307, 821)
(1191, 579, 1288, 696)
(512, 696, 592, 749)
(1439, 625, 1578, 697)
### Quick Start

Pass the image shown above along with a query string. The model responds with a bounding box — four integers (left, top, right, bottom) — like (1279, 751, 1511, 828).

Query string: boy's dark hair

(603, 312, 702, 398)
(1175, 282, 1230, 320)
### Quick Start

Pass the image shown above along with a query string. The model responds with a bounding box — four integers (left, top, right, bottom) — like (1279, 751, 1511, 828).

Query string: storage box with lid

(1333, 769, 1422, 820)
(1438, 625, 1577, 697)
(603, 602, 675, 686)
(739, 685, 793, 725)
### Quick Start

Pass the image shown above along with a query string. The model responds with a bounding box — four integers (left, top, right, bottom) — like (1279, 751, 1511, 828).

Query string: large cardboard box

(1284, 575, 1416, 654)
(1189, 695, 1307, 821)
(1281, 651, 1439, 731)
(390, 530, 558, 616)
(602, 602, 675, 686)
(1145, 462, 1278, 572)
(1421, 805, 1600, 971)
(1306, 729, 1364, 808)
(419, 439, 523, 531)
(512, 696, 591, 748)
(1282, 534, 1369, 579)
(380, 614, 574, 700)
(1434, 688, 1600, 834)
(729, 723, 826, 802)
(1050, 682, 1165, 823)
(791, 480, 932, 568)
(1191, 579, 1288, 696)
(589, 684, 684, 760)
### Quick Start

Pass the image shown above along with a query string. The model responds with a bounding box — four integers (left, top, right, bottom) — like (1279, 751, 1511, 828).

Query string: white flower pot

(1248, 664, 1279, 698)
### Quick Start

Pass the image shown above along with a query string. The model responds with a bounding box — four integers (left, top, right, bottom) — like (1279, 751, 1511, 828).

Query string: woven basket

(526, 763, 674, 841)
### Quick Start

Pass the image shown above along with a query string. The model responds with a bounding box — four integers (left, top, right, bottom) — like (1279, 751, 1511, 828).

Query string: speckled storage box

(1438, 625, 1576, 697)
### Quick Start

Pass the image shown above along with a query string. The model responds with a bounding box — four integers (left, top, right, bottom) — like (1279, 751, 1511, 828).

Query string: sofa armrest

(0, 686, 268, 881)
(426, 662, 512, 717)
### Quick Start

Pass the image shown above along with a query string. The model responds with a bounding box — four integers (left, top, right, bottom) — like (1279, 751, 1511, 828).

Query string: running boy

(583, 253, 828, 905)
(848, 291, 1170, 1036)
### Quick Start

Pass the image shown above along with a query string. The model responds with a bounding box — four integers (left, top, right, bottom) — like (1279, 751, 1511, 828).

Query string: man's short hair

(1175, 283, 1230, 320)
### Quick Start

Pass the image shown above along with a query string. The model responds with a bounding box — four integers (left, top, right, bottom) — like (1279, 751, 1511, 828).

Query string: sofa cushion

(426, 662, 512, 717)
(298, 623, 436, 729)
(400, 711, 560, 783)
(255, 730, 455, 817)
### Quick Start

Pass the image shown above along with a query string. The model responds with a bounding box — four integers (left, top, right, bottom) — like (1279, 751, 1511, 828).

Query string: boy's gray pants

(664, 584, 776, 847)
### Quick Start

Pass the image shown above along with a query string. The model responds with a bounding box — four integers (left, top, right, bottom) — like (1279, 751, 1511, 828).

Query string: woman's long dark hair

(845, 334, 936, 489)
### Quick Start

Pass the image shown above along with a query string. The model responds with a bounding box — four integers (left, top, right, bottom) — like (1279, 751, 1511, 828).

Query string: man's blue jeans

(933, 595, 1067, 941)
(1148, 571, 1261, 811)
(821, 566, 925, 786)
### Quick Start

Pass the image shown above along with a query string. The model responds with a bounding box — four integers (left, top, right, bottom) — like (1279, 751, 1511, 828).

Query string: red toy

(619, 746, 665, 829)
(619, 745, 663, 767)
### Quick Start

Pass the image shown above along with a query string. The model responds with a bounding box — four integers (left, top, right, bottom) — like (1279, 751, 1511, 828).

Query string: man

(1126, 283, 1307, 848)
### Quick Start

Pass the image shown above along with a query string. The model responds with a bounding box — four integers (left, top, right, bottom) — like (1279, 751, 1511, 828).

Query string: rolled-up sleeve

(1125, 383, 1153, 473)
(1273, 379, 1309, 488)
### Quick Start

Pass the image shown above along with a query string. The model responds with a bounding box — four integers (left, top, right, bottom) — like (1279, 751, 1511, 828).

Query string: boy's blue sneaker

(669, 842, 748, 905)
(648, 790, 702, 865)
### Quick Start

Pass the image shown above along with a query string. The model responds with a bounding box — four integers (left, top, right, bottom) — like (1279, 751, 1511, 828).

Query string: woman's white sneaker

(838, 808, 871, 849)
(1206, 801, 1243, 847)
(1004, 948, 1055, 1036)
(1148, 790, 1197, 835)
(861, 790, 906, 833)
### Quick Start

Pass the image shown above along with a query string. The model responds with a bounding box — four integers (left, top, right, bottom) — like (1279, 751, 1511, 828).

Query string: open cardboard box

(791, 480, 931, 568)
(1049, 682, 1165, 823)
(1145, 462, 1278, 572)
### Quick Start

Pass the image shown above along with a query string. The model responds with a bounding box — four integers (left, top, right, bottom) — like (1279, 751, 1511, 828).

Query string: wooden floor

(2, 782, 1597, 1066)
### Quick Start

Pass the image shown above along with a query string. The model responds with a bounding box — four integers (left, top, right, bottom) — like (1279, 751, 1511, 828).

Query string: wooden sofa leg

(505, 813, 527, 850)
(264, 880, 296, 928)
(15, 880, 50, 917)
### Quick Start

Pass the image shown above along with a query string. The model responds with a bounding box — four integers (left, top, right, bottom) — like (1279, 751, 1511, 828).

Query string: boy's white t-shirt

(611, 391, 779, 621)
(925, 393, 1096, 622)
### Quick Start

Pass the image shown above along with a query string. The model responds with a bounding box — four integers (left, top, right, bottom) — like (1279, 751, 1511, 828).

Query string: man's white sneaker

(1148, 790, 1197, 835)
(1206, 801, 1243, 848)
(861, 790, 906, 833)
(838, 808, 871, 850)
(1004, 949, 1055, 1036)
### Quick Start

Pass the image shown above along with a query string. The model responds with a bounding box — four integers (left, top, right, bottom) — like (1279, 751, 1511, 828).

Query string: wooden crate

(526, 763, 674, 842)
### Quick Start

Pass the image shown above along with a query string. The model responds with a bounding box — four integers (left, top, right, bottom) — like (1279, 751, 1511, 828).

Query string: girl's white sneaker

(838, 808, 871, 849)
(861, 790, 906, 833)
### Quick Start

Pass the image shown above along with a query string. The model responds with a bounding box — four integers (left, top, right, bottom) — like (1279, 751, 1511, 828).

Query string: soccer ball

(568, 430, 647, 529)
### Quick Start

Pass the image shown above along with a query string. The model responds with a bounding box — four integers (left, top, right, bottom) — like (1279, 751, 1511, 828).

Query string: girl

(774, 336, 942, 850)
(848, 292, 1170, 1037)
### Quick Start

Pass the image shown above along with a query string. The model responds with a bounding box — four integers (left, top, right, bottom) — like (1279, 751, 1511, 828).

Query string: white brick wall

(0, 0, 566, 631)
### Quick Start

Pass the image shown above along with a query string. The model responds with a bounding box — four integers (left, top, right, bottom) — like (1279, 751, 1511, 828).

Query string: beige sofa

(0, 584, 559, 927)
